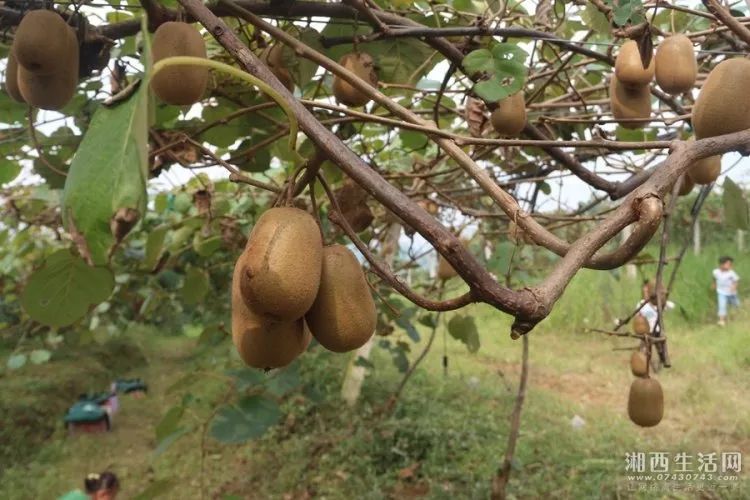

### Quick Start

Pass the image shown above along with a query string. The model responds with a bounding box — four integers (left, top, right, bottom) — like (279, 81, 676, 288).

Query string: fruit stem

(151, 56, 303, 163)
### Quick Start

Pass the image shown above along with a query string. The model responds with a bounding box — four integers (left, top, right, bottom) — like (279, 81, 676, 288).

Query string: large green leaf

(447, 315, 481, 353)
(0, 157, 21, 184)
(21, 249, 114, 327)
(463, 43, 527, 102)
(181, 267, 210, 305)
(209, 395, 282, 443)
(61, 24, 151, 265)
(61, 82, 149, 265)
(155, 404, 184, 442)
(723, 178, 749, 230)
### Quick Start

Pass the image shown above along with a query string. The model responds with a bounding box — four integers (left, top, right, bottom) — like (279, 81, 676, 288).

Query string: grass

(1, 256, 748, 499)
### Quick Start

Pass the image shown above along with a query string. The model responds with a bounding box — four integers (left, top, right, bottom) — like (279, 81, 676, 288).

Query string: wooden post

(738, 229, 745, 252)
(623, 224, 637, 279)
(693, 219, 701, 255)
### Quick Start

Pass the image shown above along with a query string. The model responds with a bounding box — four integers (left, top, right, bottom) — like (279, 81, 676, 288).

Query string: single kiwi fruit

(16, 24, 78, 110)
(632, 314, 650, 336)
(232, 260, 309, 369)
(693, 58, 750, 139)
(262, 43, 294, 92)
(627, 377, 664, 427)
(334, 179, 374, 232)
(238, 207, 323, 321)
(151, 22, 208, 106)
(490, 91, 526, 137)
(418, 199, 439, 216)
(332, 52, 378, 107)
(609, 75, 651, 129)
(654, 34, 697, 95)
(4, 53, 24, 103)
(688, 155, 721, 185)
(615, 40, 655, 88)
(305, 245, 377, 353)
(630, 351, 648, 377)
(13, 10, 73, 76)
(676, 173, 694, 196)
(437, 254, 457, 280)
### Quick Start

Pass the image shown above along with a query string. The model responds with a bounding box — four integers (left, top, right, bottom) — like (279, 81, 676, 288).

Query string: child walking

(712, 256, 740, 326)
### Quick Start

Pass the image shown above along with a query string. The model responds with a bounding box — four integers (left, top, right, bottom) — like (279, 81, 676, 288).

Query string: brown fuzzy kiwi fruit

(630, 351, 648, 377)
(16, 24, 78, 110)
(305, 245, 376, 353)
(437, 254, 457, 280)
(688, 155, 721, 185)
(263, 43, 294, 92)
(237, 207, 323, 321)
(676, 174, 694, 196)
(632, 314, 650, 336)
(693, 58, 750, 139)
(4, 54, 24, 103)
(151, 22, 208, 106)
(13, 10, 73, 76)
(231, 261, 309, 369)
(332, 52, 378, 107)
(418, 199, 439, 216)
(334, 180, 374, 232)
(610, 75, 651, 129)
(615, 40, 655, 88)
(654, 35, 696, 95)
(627, 377, 664, 427)
(490, 92, 526, 137)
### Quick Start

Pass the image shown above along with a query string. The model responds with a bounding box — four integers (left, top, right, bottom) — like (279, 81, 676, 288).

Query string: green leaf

(463, 49, 494, 74)
(226, 368, 264, 390)
(154, 426, 190, 457)
(723, 178, 749, 230)
(474, 80, 509, 102)
(193, 234, 222, 257)
(181, 267, 210, 305)
(21, 250, 114, 327)
(399, 130, 429, 150)
(198, 325, 226, 346)
(29, 349, 51, 364)
(581, 4, 611, 33)
(374, 38, 438, 84)
(62, 81, 149, 265)
(447, 315, 480, 353)
(143, 225, 168, 271)
(284, 27, 322, 87)
(156, 404, 184, 442)
(0, 158, 22, 184)
(209, 395, 282, 443)
(7, 354, 27, 370)
(264, 363, 301, 397)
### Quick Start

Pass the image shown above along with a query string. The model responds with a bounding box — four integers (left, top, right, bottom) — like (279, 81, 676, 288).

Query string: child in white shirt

(712, 256, 740, 326)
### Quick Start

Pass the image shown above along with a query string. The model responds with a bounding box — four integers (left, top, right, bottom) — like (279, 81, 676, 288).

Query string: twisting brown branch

(702, 0, 750, 46)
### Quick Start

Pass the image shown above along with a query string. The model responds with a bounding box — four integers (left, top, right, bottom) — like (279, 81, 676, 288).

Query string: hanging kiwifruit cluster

(6, 9, 80, 110)
(632, 313, 650, 336)
(232, 207, 376, 369)
(685, 138, 722, 186)
(151, 22, 209, 106)
(261, 43, 294, 92)
(610, 35, 697, 129)
(610, 40, 654, 129)
(332, 52, 378, 107)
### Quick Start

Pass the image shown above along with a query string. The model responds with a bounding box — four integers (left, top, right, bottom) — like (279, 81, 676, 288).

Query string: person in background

(59, 471, 119, 500)
(712, 256, 740, 326)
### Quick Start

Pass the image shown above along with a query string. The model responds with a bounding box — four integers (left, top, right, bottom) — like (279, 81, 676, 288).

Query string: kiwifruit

(237, 207, 323, 321)
(332, 52, 378, 107)
(693, 58, 750, 139)
(627, 377, 664, 427)
(609, 75, 651, 129)
(335, 179, 374, 232)
(437, 254, 457, 280)
(632, 314, 650, 336)
(305, 245, 376, 353)
(614, 40, 655, 88)
(630, 351, 648, 377)
(654, 34, 697, 95)
(16, 24, 78, 110)
(13, 10, 74, 76)
(151, 22, 208, 106)
(417, 199, 439, 216)
(4, 53, 24, 103)
(232, 261, 309, 369)
(263, 43, 294, 92)
(676, 174, 694, 196)
(688, 154, 721, 185)
(490, 92, 526, 137)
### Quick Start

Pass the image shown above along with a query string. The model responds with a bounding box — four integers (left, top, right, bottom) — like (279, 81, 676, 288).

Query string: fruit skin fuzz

(151, 22, 209, 106)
